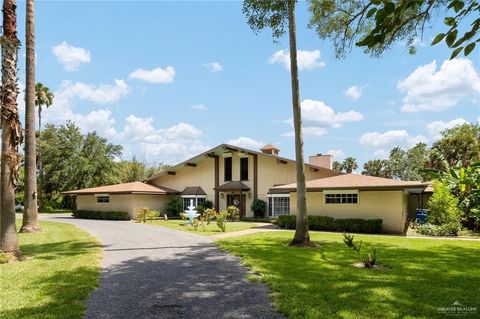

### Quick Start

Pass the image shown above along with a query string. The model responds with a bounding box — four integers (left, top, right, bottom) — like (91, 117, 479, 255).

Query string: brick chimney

(309, 154, 333, 169)
(260, 144, 280, 156)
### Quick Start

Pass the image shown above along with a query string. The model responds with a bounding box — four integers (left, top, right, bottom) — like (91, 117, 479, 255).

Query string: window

(182, 197, 207, 211)
(268, 196, 290, 217)
(325, 193, 358, 204)
(97, 195, 109, 203)
(240, 157, 249, 180)
(224, 157, 232, 181)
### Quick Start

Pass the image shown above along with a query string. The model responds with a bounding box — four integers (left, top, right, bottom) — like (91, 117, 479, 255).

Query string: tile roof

(63, 181, 179, 195)
(181, 186, 207, 196)
(214, 181, 250, 191)
(272, 174, 428, 191)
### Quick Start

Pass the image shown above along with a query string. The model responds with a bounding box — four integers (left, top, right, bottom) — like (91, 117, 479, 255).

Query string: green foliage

(278, 215, 383, 233)
(242, 0, 289, 40)
(251, 199, 267, 218)
(417, 222, 462, 236)
(135, 207, 158, 223)
(332, 160, 343, 172)
(341, 156, 358, 173)
(427, 180, 462, 225)
(39, 122, 122, 209)
(226, 205, 240, 220)
(362, 159, 391, 178)
(165, 195, 183, 217)
(309, 0, 480, 59)
(216, 210, 229, 232)
(429, 123, 480, 169)
(72, 210, 129, 220)
(343, 233, 377, 268)
(116, 157, 170, 183)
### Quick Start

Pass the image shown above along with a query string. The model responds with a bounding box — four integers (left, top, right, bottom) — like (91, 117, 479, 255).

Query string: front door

(226, 194, 246, 218)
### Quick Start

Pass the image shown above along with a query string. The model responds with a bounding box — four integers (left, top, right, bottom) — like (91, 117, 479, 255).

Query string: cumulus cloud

(269, 49, 325, 71)
(191, 104, 207, 111)
(427, 118, 468, 139)
(297, 99, 363, 128)
(58, 79, 129, 104)
(398, 58, 480, 112)
(227, 137, 264, 149)
(203, 62, 223, 73)
(282, 127, 328, 138)
(327, 149, 345, 160)
(52, 41, 91, 71)
(359, 130, 427, 156)
(129, 66, 175, 84)
(344, 85, 362, 100)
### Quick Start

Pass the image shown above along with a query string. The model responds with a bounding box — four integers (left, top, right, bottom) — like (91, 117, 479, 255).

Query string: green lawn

(0, 220, 101, 319)
(145, 219, 258, 235)
(218, 231, 480, 319)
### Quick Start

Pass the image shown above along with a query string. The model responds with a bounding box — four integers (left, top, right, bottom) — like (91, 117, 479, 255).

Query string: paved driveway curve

(40, 215, 281, 319)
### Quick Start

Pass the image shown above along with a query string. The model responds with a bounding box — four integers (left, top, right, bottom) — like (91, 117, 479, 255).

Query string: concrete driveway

(40, 214, 281, 319)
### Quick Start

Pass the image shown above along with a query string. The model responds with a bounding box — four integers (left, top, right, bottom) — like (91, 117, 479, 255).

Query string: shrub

(135, 207, 150, 223)
(216, 210, 229, 232)
(417, 222, 461, 236)
(251, 199, 267, 218)
(343, 233, 378, 269)
(277, 215, 383, 233)
(73, 210, 129, 220)
(202, 200, 213, 209)
(226, 205, 240, 221)
(427, 180, 461, 225)
(165, 195, 183, 217)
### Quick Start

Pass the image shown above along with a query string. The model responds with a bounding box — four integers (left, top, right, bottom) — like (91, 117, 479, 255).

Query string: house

(270, 174, 428, 233)
(64, 143, 429, 233)
(64, 144, 338, 218)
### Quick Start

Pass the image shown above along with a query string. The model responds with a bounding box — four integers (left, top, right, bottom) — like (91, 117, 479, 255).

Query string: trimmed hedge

(277, 215, 383, 233)
(72, 210, 130, 220)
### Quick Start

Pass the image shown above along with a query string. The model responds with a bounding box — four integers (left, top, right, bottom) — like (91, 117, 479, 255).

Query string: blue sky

(15, 1, 480, 167)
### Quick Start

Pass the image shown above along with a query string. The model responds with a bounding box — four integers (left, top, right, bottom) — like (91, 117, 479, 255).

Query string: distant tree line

(16, 121, 169, 211)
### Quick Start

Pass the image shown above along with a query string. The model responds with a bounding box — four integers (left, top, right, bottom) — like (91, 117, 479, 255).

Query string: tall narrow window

(224, 157, 232, 181)
(240, 157, 249, 180)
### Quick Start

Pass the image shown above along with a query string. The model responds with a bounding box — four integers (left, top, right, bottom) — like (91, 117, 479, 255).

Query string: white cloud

(191, 104, 207, 111)
(227, 137, 264, 149)
(75, 109, 118, 138)
(398, 58, 480, 112)
(327, 149, 345, 160)
(269, 49, 325, 71)
(203, 62, 223, 73)
(129, 66, 175, 84)
(297, 99, 363, 128)
(52, 41, 91, 71)
(344, 85, 362, 100)
(282, 127, 328, 138)
(58, 79, 129, 104)
(427, 118, 468, 139)
(359, 130, 428, 155)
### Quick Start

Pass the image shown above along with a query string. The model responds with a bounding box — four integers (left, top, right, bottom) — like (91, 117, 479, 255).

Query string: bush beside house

(250, 199, 267, 218)
(277, 215, 383, 233)
(165, 195, 183, 217)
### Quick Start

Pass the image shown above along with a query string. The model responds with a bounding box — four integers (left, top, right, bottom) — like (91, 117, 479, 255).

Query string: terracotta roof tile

(63, 181, 179, 195)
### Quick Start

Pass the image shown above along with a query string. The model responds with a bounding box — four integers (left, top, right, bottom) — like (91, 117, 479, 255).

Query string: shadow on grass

(219, 235, 480, 319)
(20, 240, 101, 260)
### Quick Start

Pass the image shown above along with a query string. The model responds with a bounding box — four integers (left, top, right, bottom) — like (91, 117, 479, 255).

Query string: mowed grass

(218, 231, 480, 319)
(146, 219, 258, 235)
(0, 220, 102, 319)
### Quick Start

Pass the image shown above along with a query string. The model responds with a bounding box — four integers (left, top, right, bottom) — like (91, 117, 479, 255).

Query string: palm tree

(0, 0, 23, 255)
(243, 0, 310, 245)
(332, 160, 343, 172)
(342, 157, 358, 174)
(20, 0, 41, 233)
(35, 82, 53, 211)
(362, 159, 391, 178)
(35, 82, 54, 132)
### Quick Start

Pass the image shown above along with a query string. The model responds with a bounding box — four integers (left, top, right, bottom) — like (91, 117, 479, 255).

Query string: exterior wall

(289, 190, 407, 234)
(76, 194, 169, 219)
(76, 194, 135, 217)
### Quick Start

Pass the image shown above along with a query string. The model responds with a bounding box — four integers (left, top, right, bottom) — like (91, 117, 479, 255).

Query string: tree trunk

(0, 0, 23, 254)
(20, 0, 40, 233)
(287, 0, 310, 246)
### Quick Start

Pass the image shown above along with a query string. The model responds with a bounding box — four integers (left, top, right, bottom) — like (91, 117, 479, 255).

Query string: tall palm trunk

(20, 0, 40, 232)
(0, 0, 23, 254)
(287, 0, 310, 246)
